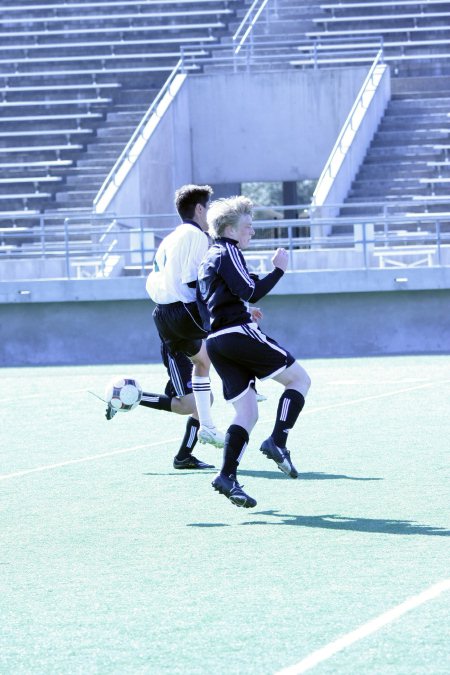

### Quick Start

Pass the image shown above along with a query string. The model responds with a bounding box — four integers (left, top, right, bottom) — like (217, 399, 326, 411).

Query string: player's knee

(298, 366, 311, 397)
(289, 363, 311, 398)
(173, 393, 196, 415)
(249, 407, 259, 429)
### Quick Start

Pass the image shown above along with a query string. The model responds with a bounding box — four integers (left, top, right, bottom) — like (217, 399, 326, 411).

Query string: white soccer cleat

(198, 425, 225, 448)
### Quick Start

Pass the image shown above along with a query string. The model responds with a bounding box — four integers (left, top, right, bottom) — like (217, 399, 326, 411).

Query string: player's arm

(248, 248, 287, 302)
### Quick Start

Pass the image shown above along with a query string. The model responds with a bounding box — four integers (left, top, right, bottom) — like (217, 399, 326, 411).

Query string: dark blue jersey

(197, 236, 284, 332)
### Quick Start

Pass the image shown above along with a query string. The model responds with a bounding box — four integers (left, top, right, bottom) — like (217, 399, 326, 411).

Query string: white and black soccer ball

(105, 377, 143, 412)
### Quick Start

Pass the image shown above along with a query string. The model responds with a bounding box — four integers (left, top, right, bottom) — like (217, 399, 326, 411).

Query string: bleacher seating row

(0, 0, 245, 216)
(2, 0, 450, 274)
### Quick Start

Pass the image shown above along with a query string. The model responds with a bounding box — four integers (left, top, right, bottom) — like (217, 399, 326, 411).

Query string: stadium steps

(0, 0, 246, 215)
(334, 89, 450, 227)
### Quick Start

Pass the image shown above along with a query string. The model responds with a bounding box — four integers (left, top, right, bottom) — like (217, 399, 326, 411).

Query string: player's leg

(142, 343, 214, 470)
(139, 342, 197, 416)
(211, 390, 258, 508)
(189, 341, 225, 448)
(260, 361, 311, 478)
(207, 334, 258, 507)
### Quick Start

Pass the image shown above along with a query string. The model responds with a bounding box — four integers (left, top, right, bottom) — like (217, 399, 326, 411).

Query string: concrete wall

(188, 68, 368, 183)
(2, 279, 450, 366)
(104, 67, 368, 215)
(258, 291, 450, 358)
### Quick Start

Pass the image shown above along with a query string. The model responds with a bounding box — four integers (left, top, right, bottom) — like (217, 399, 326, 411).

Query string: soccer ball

(105, 377, 142, 412)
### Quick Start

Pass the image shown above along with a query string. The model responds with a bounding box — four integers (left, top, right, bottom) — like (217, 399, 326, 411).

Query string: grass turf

(1, 355, 449, 674)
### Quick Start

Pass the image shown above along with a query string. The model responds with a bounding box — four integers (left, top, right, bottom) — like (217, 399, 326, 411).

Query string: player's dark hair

(174, 184, 213, 220)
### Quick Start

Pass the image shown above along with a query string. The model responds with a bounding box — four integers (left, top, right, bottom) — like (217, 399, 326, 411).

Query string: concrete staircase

(50, 90, 160, 211)
(340, 84, 450, 225)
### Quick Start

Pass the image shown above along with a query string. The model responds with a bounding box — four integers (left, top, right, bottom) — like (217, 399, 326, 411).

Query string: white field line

(275, 579, 450, 675)
(0, 387, 88, 405)
(2, 379, 449, 481)
(0, 438, 179, 481)
(300, 379, 450, 416)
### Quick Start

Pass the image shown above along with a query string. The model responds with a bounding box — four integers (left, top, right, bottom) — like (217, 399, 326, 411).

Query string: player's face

(233, 214, 255, 249)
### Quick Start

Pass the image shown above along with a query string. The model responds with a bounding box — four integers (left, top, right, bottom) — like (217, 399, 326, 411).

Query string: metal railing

(232, 0, 274, 55)
(1, 203, 449, 281)
(311, 48, 386, 217)
(93, 58, 190, 214)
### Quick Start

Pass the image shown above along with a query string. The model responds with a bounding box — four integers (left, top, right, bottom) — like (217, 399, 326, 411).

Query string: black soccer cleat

(260, 437, 298, 478)
(211, 473, 257, 508)
(105, 403, 117, 421)
(173, 455, 215, 470)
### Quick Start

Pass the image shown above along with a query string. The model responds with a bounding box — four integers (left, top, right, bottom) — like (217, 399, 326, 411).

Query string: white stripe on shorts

(168, 353, 184, 397)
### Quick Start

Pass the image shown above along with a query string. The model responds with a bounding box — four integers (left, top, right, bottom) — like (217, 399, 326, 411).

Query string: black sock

(175, 417, 200, 461)
(139, 391, 172, 412)
(221, 424, 249, 478)
(271, 389, 305, 448)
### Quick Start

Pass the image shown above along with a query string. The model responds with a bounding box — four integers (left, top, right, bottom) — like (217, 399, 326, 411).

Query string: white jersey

(146, 222, 209, 304)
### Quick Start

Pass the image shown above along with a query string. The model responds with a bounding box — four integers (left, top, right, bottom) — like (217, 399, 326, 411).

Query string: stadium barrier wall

(1, 269, 450, 365)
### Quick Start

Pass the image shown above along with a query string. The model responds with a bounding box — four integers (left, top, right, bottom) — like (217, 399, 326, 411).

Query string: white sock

(191, 375, 214, 428)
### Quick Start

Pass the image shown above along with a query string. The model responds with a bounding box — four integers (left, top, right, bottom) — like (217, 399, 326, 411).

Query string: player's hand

(272, 247, 289, 271)
(250, 306, 263, 323)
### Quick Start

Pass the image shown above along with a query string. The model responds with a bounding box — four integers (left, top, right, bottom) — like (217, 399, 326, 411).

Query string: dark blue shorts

(206, 324, 295, 402)
(153, 301, 207, 357)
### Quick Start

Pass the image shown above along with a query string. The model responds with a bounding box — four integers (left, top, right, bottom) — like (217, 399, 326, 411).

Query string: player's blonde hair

(207, 196, 253, 238)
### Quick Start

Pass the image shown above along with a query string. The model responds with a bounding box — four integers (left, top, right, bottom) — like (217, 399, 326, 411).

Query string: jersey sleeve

(220, 243, 256, 301)
(248, 267, 284, 302)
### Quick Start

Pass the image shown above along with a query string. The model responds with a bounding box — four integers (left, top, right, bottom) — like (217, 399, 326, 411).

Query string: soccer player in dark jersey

(197, 196, 311, 507)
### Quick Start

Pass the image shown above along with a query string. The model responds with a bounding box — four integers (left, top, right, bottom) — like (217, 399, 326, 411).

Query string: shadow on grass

(239, 469, 383, 481)
(143, 469, 382, 480)
(239, 511, 450, 536)
(143, 470, 216, 476)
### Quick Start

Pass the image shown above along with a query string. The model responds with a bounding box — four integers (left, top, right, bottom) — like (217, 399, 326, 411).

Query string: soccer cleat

(260, 437, 298, 478)
(211, 473, 257, 508)
(173, 455, 215, 470)
(105, 403, 117, 420)
(198, 425, 225, 448)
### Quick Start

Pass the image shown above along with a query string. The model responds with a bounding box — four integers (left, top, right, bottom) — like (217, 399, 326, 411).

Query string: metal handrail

(93, 58, 188, 214)
(232, 0, 271, 55)
(1, 206, 449, 281)
(311, 48, 385, 211)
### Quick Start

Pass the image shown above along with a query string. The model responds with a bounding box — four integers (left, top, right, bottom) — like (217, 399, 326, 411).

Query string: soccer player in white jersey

(146, 184, 225, 460)
(197, 196, 311, 507)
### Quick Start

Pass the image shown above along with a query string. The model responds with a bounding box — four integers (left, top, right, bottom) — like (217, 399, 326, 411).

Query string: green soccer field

(1, 355, 449, 674)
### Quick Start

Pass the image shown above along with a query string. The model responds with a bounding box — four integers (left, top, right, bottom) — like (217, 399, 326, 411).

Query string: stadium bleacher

(0, 0, 243, 215)
(1, 0, 450, 272)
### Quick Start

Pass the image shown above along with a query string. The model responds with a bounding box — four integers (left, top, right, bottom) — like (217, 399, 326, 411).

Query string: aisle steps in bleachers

(338, 89, 450, 221)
